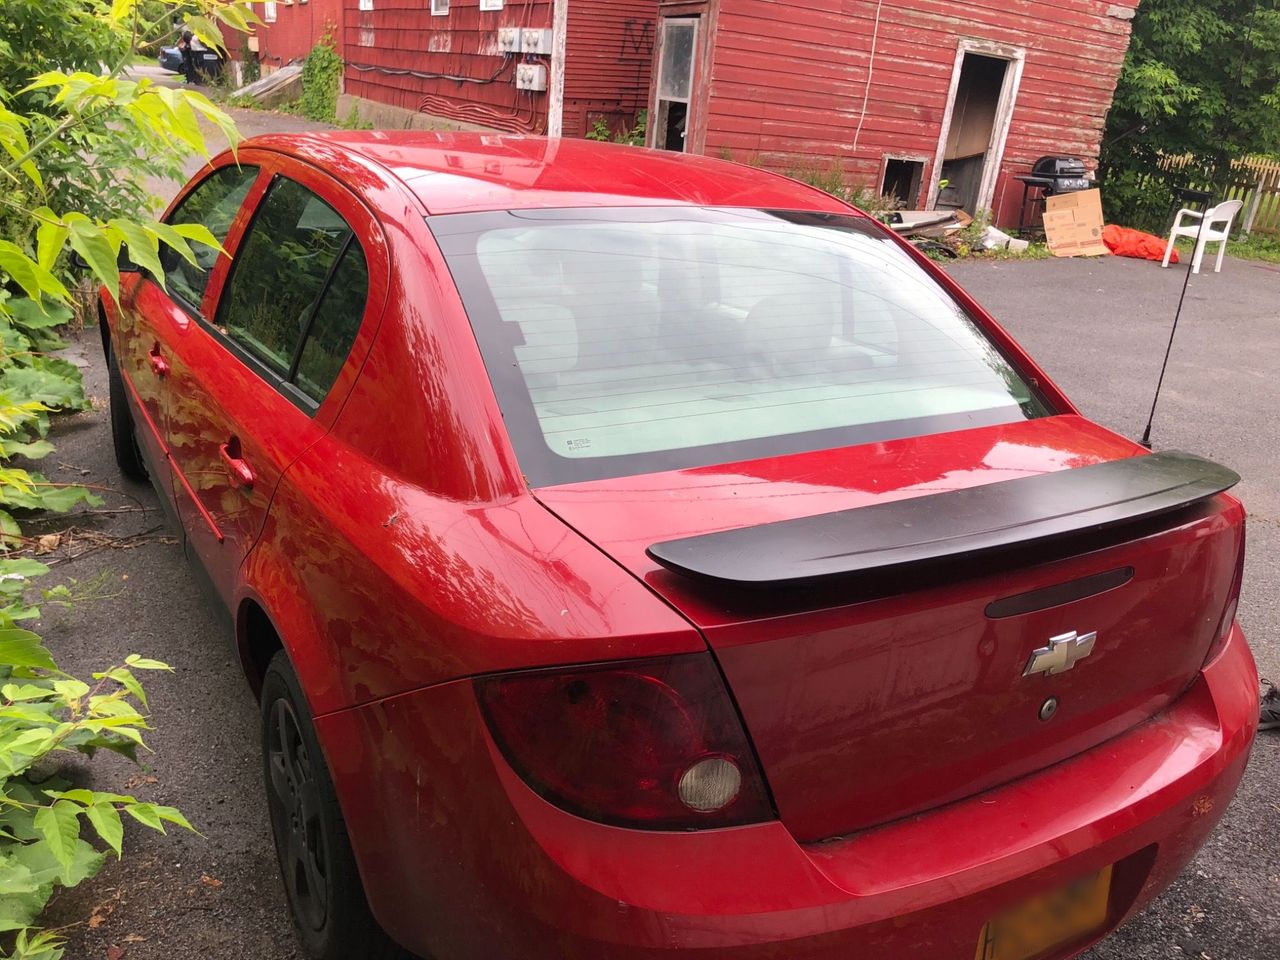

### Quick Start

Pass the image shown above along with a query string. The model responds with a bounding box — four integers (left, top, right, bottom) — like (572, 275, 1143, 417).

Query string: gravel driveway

(33, 100, 1280, 957)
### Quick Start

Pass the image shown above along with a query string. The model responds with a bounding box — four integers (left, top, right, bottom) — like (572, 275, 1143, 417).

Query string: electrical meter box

(515, 62, 548, 91)
(497, 27, 521, 53)
(520, 28, 554, 55)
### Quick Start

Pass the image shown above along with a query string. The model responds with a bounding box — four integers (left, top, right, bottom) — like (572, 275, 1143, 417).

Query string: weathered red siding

(695, 0, 1139, 226)
(253, 0, 345, 67)
(562, 0, 657, 138)
(341, 0, 553, 133)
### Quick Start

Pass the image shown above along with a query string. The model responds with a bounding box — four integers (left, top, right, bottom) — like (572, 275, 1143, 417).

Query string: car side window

(215, 176, 352, 379)
(293, 241, 369, 402)
(162, 165, 259, 309)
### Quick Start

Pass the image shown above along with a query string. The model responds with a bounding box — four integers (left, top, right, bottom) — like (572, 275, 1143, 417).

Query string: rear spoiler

(646, 451, 1239, 588)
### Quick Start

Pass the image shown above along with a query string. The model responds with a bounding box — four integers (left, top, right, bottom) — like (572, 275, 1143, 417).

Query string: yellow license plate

(975, 865, 1112, 960)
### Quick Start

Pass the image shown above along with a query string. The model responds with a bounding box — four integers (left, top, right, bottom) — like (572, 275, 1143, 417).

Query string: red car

(99, 133, 1257, 960)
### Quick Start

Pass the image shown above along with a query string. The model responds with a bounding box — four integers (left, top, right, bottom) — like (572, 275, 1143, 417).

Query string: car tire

(261, 651, 410, 960)
(106, 344, 148, 482)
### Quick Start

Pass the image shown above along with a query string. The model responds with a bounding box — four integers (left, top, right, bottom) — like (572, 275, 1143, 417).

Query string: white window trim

(431, 0, 450, 15)
(357, 0, 373, 10)
(924, 38, 1027, 215)
(262, 1, 278, 23)
(479, 0, 504, 10)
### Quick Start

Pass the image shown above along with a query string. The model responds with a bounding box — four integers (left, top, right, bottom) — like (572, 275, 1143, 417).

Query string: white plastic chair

(1161, 199, 1243, 274)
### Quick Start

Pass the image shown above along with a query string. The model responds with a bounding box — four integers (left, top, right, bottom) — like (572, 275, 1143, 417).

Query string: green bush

(774, 159, 902, 218)
(0, 300, 194, 960)
(240, 36, 260, 85)
(0, 638, 190, 955)
(0, 1, 254, 954)
(299, 32, 342, 123)
(584, 111, 647, 147)
(1100, 166, 1177, 234)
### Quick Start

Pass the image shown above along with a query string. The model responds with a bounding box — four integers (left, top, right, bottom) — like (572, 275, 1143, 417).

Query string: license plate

(975, 865, 1112, 960)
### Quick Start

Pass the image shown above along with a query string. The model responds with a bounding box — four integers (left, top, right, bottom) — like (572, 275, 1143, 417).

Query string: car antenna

(1139, 209, 1210, 450)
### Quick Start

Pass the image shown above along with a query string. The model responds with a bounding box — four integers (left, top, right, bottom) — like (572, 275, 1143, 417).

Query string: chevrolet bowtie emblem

(1023, 630, 1097, 677)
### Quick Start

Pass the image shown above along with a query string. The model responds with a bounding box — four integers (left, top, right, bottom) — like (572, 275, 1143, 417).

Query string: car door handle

(148, 343, 170, 377)
(219, 441, 255, 489)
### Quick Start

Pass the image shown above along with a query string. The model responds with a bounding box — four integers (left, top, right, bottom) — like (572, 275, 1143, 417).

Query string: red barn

(339, 0, 656, 136)
(648, 0, 1140, 227)
(236, 0, 1140, 227)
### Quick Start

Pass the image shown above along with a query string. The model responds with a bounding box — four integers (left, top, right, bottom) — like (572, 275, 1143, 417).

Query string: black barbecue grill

(1014, 156, 1095, 232)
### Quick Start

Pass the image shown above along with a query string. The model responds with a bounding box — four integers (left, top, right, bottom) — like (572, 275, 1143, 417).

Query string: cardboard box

(1043, 188, 1109, 257)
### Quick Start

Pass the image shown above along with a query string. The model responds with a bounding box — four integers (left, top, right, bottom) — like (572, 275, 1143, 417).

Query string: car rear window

(429, 207, 1051, 487)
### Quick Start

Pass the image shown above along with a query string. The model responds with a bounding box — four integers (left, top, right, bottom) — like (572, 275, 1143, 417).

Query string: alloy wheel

(267, 697, 330, 932)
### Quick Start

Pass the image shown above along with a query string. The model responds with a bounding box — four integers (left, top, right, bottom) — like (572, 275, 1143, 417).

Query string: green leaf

(0, 854, 39, 896)
(170, 221, 222, 253)
(66, 218, 119, 301)
(2, 683, 53, 701)
(123, 802, 164, 832)
(52, 678, 90, 700)
(19, 72, 70, 95)
(0, 509, 24, 548)
(0, 705, 58, 727)
(29, 480, 101, 513)
(33, 801, 81, 870)
(154, 804, 195, 832)
(77, 735, 138, 763)
(185, 15, 227, 55)
(148, 221, 198, 267)
(8, 825, 105, 891)
(87, 696, 144, 722)
(6, 297, 73, 332)
(111, 219, 164, 285)
(0, 557, 50, 579)
(0, 242, 49, 305)
(2, 603, 41, 621)
(0, 358, 88, 410)
(0, 629, 56, 669)
(104, 667, 146, 709)
(6, 725, 59, 755)
(0, 438, 55, 460)
(7, 928, 66, 960)
(85, 802, 124, 857)
(46, 789, 95, 805)
(186, 92, 242, 150)
(124, 655, 171, 671)
(33, 209, 67, 273)
(0, 874, 45, 933)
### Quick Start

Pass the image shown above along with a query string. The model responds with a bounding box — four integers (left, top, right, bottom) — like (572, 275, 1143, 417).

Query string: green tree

(0, 3, 255, 956)
(1101, 0, 1280, 228)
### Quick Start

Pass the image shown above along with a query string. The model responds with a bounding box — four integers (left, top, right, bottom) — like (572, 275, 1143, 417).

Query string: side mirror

(68, 247, 145, 275)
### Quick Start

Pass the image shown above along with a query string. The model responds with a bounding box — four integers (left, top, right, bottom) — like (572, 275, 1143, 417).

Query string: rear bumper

(317, 623, 1257, 960)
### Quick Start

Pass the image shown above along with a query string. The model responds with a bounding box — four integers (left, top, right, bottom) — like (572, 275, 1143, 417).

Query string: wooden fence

(1157, 155, 1280, 236)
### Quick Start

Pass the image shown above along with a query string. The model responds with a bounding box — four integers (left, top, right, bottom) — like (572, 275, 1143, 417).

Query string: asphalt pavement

(32, 96, 1280, 959)
(950, 255, 1280, 960)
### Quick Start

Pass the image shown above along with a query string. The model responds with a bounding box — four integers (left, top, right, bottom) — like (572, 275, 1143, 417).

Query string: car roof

(244, 131, 855, 217)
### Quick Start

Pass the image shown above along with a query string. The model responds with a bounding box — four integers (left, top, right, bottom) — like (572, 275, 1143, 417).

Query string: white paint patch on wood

(549, 0, 569, 137)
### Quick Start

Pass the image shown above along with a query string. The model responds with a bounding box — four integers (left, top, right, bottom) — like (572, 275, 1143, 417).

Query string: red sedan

(99, 133, 1257, 960)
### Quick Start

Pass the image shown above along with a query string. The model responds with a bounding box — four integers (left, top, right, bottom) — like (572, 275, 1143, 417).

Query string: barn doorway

(653, 17, 699, 151)
(928, 41, 1025, 217)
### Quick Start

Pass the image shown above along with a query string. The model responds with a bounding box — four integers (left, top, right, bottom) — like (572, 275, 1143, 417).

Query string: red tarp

(1102, 224, 1178, 263)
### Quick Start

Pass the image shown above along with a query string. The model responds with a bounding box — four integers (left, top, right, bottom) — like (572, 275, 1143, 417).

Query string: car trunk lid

(534, 416, 1244, 841)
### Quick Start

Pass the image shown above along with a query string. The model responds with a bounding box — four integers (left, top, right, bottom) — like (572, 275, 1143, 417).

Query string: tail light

(1204, 526, 1246, 667)
(475, 654, 773, 830)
